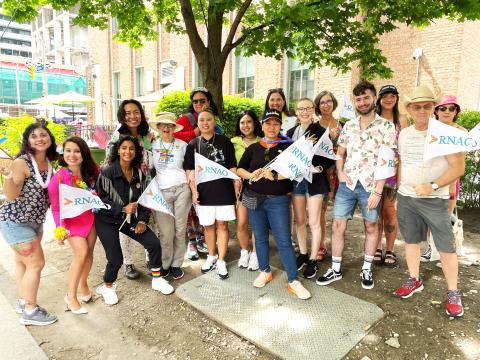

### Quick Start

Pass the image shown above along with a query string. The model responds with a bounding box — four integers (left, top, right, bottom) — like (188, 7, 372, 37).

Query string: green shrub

(0, 115, 66, 157)
(154, 91, 264, 139)
(456, 111, 480, 208)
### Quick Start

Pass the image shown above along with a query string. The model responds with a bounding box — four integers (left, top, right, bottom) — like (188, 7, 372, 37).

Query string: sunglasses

(411, 104, 434, 111)
(192, 99, 207, 105)
(268, 88, 284, 94)
(437, 105, 457, 112)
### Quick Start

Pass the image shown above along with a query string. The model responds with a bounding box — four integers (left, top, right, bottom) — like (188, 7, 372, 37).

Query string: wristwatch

(430, 182, 439, 191)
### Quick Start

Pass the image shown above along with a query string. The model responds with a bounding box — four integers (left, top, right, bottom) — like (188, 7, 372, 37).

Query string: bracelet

(373, 190, 382, 197)
(138, 221, 146, 225)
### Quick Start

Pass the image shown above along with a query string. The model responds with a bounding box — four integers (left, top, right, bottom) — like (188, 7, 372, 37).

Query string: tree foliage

(6, 0, 480, 115)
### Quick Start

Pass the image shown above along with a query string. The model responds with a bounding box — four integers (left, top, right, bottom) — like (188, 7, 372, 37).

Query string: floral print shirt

(338, 114, 397, 192)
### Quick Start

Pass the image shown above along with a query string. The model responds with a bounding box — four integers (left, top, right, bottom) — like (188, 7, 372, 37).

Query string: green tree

(6, 0, 480, 116)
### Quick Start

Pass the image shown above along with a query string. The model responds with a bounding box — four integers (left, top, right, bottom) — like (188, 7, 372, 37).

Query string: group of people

(0, 82, 466, 327)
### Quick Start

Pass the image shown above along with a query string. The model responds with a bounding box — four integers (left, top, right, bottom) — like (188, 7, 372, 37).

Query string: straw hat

(148, 112, 183, 132)
(404, 85, 438, 106)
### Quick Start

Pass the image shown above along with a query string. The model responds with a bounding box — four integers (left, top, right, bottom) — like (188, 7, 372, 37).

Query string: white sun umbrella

(54, 91, 95, 122)
(26, 94, 61, 119)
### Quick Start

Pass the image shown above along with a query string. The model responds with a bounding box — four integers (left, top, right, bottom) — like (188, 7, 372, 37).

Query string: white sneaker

(152, 277, 174, 295)
(96, 283, 118, 305)
(238, 250, 250, 268)
(201, 255, 218, 273)
(247, 252, 259, 271)
(288, 280, 311, 300)
(216, 259, 229, 279)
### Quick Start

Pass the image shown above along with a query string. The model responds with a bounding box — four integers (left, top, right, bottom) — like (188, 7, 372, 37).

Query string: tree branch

(179, 0, 206, 57)
(223, 0, 253, 54)
(225, 22, 272, 54)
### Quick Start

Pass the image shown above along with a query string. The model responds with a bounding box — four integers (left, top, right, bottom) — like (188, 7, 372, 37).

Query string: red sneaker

(446, 290, 464, 317)
(395, 277, 424, 298)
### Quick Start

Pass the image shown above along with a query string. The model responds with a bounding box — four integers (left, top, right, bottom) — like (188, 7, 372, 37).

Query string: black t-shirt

(238, 142, 293, 195)
(287, 122, 333, 194)
(184, 134, 237, 206)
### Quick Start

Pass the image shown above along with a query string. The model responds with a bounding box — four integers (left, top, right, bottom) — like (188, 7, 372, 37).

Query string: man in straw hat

(316, 80, 397, 290)
(394, 85, 465, 317)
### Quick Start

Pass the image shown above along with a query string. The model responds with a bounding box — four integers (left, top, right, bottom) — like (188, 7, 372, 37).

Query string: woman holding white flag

(287, 98, 333, 279)
(149, 112, 191, 280)
(0, 122, 58, 325)
(95, 136, 173, 305)
(183, 107, 239, 279)
(314, 90, 342, 262)
(373, 85, 406, 267)
(48, 136, 99, 314)
(237, 109, 311, 300)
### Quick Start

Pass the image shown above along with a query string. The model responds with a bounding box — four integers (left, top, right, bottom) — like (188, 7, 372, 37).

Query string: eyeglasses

(268, 88, 284, 94)
(411, 104, 434, 111)
(158, 123, 175, 128)
(437, 105, 457, 112)
(192, 99, 207, 105)
(297, 107, 314, 113)
(319, 100, 333, 106)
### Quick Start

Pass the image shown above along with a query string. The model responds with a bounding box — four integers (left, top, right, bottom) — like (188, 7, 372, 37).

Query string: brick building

(88, 18, 480, 125)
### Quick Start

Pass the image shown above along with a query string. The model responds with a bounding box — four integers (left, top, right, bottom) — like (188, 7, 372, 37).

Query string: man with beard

(316, 80, 397, 290)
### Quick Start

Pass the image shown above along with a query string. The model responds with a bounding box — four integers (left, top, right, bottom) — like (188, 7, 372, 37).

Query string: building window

(287, 57, 314, 106)
(135, 67, 144, 97)
(113, 72, 121, 118)
(193, 58, 203, 88)
(235, 54, 254, 98)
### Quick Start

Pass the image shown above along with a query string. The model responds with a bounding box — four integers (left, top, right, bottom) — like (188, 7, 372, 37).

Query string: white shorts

(196, 205, 236, 226)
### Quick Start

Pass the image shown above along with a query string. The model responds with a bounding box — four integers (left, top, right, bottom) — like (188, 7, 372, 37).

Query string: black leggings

(95, 217, 161, 283)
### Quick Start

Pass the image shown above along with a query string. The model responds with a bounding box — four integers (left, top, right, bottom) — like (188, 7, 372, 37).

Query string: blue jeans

(247, 195, 297, 282)
(333, 182, 381, 223)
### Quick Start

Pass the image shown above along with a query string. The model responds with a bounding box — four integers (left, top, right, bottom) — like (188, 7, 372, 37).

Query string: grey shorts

(396, 194, 455, 253)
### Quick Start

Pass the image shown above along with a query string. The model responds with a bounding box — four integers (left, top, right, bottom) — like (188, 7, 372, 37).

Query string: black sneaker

(125, 264, 140, 280)
(160, 268, 170, 278)
(296, 253, 309, 271)
(316, 268, 343, 286)
(303, 260, 318, 279)
(360, 269, 375, 290)
(170, 267, 184, 280)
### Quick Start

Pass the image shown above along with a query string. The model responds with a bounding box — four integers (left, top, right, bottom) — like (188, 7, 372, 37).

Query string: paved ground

(0, 208, 479, 360)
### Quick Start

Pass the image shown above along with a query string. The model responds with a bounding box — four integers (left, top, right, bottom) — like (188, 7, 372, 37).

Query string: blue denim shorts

(292, 179, 325, 198)
(0, 221, 43, 246)
(333, 182, 381, 223)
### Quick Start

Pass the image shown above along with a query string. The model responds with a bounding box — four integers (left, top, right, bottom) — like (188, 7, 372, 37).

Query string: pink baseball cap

(435, 95, 461, 112)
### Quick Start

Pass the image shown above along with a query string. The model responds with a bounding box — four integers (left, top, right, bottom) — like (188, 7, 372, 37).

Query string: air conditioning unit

(160, 59, 176, 85)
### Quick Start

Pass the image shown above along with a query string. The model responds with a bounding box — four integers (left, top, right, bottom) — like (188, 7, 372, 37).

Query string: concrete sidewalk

(0, 291, 48, 360)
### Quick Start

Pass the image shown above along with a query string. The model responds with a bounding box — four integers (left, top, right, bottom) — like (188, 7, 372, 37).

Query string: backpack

(185, 113, 223, 135)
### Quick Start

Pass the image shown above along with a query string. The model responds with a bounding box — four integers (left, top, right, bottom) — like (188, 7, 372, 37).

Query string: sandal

(384, 251, 398, 268)
(373, 249, 384, 265)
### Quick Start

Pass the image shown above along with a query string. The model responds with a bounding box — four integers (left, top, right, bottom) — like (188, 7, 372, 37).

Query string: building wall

(88, 19, 480, 125)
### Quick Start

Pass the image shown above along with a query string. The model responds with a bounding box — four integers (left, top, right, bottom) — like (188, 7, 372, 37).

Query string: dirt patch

(4, 209, 479, 360)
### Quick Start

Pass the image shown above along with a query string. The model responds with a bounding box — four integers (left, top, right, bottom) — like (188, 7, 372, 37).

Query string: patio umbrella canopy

(54, 91, 95, 122)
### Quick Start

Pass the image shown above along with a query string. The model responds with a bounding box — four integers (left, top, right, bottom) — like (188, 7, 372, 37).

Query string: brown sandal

(373, 249, 384, 265)
(384, 251, 398, 268)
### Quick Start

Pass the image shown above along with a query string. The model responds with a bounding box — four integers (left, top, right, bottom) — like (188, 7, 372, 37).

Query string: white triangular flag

(313, 128, 341, 160)
(339, 92, 356, 121)
(194, 153, 239, 185)
(137, 180, 174, 216)
(424, 118, 478, 160)
(469, 123, 480, 147)
(268, 136, 314, 180)
(374, 145, 396, 180)
(60, 184, 109, 219)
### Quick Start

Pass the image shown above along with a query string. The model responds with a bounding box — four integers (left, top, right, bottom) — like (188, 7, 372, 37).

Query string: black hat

(262, 109, 282, 123)
(379, 85, 399, 96)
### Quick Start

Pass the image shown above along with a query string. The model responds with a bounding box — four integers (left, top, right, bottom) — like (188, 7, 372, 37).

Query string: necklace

(242, 136, 256, 148)
(30, 155, 52, 189)
(198, 133, 215, 154)
(159, 138, 175, 153)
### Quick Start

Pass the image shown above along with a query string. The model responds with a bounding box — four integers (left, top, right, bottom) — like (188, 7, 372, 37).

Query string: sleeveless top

(0, 155, 50, 223)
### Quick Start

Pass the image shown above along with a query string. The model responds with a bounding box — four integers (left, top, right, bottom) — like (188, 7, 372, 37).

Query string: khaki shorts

(397, 194, 455, 253)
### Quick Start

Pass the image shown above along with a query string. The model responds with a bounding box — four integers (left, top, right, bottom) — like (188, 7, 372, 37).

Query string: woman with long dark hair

(231, 110, 263, 270)
(0, 122, 58, 325)
(373, 85, 406, 267)
(48, 136, 99, 314)
(106, 99, 155, 279)
(263, 88, 296, 133)
(95, 136, 173, 305)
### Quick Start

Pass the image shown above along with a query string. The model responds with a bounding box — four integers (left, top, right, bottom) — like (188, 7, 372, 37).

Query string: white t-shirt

(152, 138, 188, 189)
(398, 125, 449, 199)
